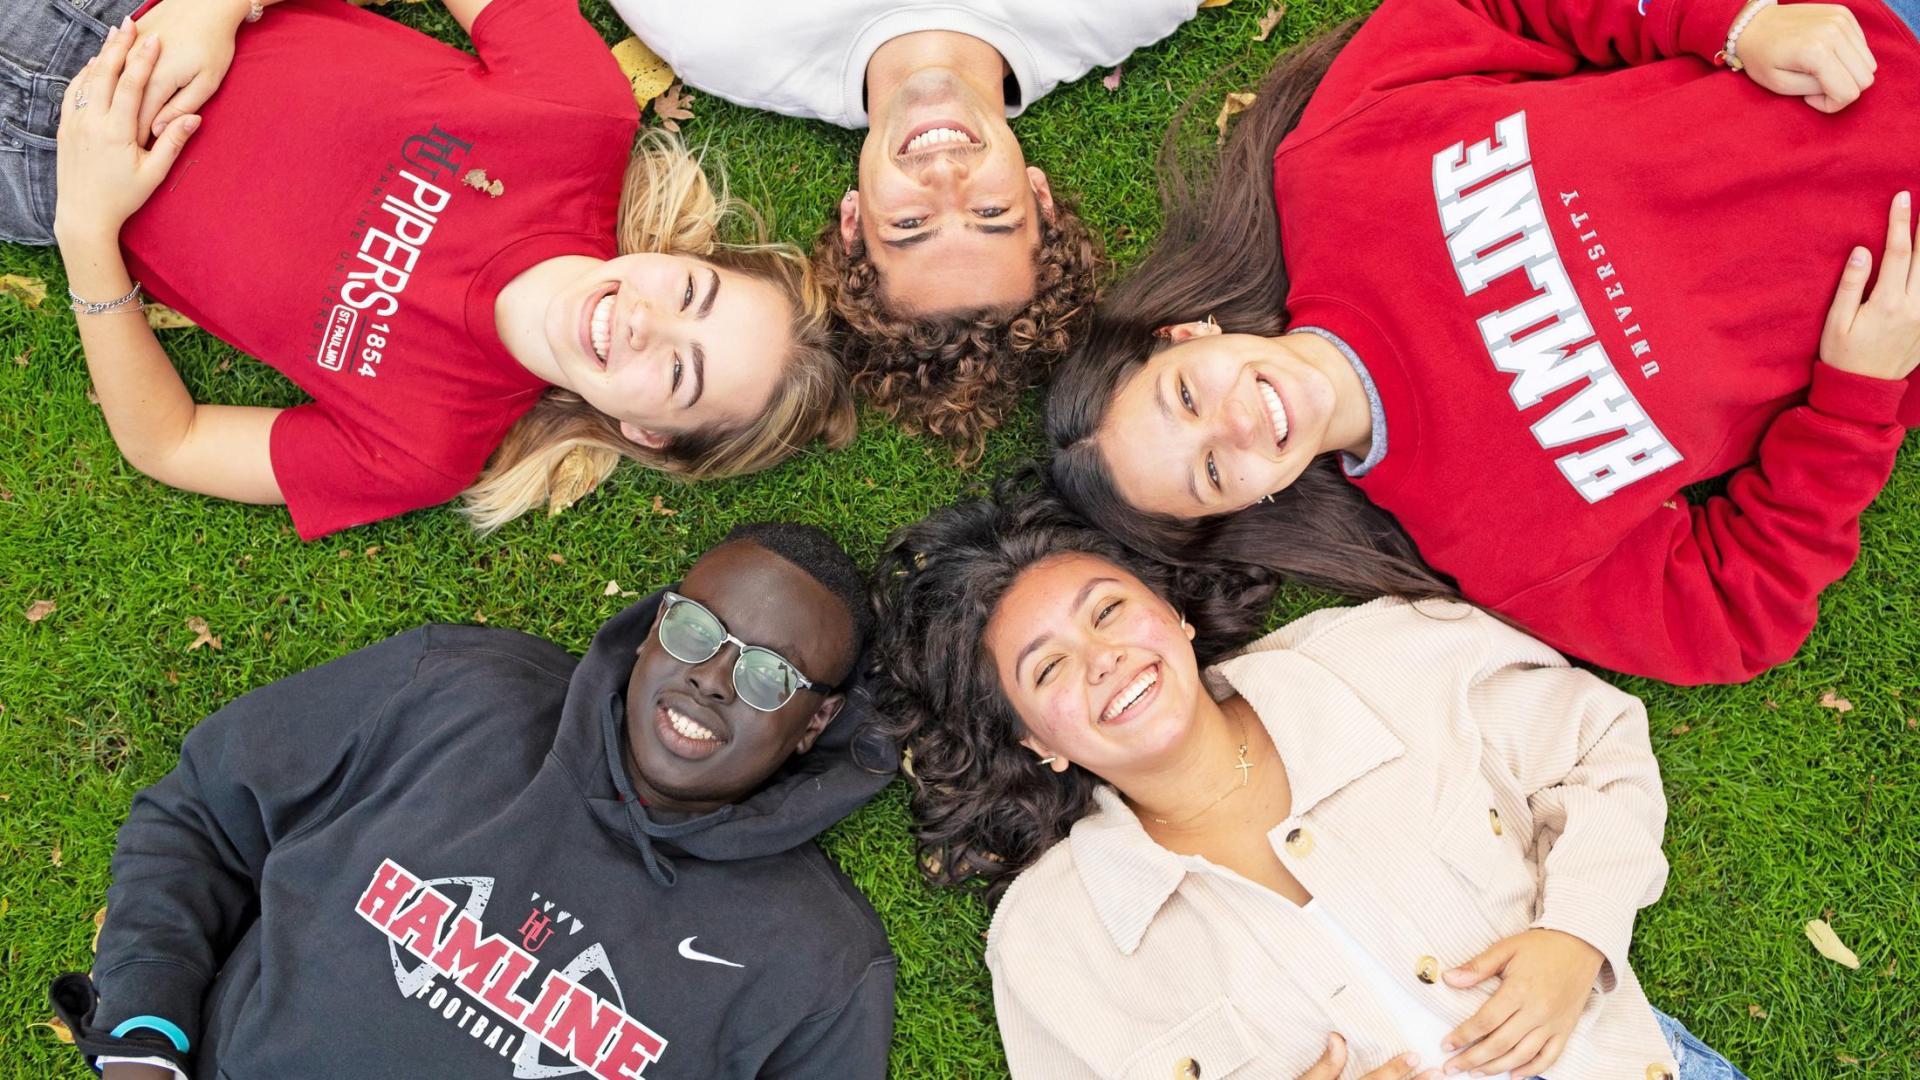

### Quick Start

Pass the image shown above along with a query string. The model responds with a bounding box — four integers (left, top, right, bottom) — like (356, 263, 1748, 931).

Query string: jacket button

(1285, 828, 1314, 856)
(1175, 1058, 1201, 1079)
(1415, 955, 1440, 984)
(1645, 1067, 1674, 1080)
(1488, 808, 1503, 836)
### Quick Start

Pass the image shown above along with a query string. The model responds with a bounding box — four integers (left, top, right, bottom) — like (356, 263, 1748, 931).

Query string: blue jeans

(0, 0, 144, 244)
(1889, 0, 1920, 35)
(1652, 1008, 1752, 1080)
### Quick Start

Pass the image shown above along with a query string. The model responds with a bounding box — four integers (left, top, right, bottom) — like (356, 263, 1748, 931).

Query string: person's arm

(1411, 606, 1666, 1079)
(439, 0, 495, 35)
(53, 23, 284, 505)
(758, 958, 895, 1079)
(1498, 193, 1918, 684)
(1459, 0, 1874, 107)
(74, 630, 431, 1072)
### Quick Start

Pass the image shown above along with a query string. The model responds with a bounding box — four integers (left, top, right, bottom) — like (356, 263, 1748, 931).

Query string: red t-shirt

(1276, 0, 1918, 682)
(122, 0, 639, 539)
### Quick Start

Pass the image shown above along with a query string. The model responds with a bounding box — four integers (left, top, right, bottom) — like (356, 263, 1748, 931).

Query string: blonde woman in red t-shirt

(5, 0, 853, 539)
(1043, 0, 1920, 685)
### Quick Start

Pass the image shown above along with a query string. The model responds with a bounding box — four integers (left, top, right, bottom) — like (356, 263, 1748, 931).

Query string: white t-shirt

(610, 0, 1201, 128)
(1304, 900, 1515, 1080)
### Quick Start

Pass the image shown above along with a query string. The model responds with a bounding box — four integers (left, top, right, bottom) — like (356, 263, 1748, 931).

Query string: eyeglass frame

(654, 591, 838, 712)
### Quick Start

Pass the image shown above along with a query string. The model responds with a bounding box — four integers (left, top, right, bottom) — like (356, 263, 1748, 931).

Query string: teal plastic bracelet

(108, 1015, 189, 1053)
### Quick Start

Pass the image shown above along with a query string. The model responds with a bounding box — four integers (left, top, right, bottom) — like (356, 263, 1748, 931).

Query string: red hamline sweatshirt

(1274, 0, 1918, 683)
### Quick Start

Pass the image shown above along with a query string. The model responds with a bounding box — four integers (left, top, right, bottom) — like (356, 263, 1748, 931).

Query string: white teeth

(666, 707, 718, 743)
(1257, 379, 1289, 445)
(904, 127, 975, 153)
(589, 293, 615, 362)
(1102, 667, 1159, 723)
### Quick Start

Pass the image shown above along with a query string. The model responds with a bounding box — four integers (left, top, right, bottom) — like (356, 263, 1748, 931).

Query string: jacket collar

(1068, 631, 1404, 955)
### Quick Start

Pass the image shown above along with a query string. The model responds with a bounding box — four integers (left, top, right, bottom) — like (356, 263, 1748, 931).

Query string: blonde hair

(462, 130, 854, 532)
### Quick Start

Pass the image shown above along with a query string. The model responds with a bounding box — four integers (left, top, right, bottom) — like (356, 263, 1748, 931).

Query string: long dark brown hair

(868, 478, 1271, 904)
(1046, 22, 1456, 603)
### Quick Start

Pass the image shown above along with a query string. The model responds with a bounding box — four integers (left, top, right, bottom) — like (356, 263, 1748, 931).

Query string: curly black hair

(867, 477, 1271, 903)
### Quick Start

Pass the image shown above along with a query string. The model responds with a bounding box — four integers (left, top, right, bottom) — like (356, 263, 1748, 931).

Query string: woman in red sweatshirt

(1046, 0, 1920, 684)
(7, 0, 854, 540)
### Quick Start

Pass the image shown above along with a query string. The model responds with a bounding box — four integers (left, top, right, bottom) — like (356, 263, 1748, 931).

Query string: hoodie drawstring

(600, 695, 735, 888)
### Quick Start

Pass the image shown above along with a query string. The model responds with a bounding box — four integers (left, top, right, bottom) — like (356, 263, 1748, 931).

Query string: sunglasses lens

(660, 599, 724, 663)
(736, 648, 801, 711)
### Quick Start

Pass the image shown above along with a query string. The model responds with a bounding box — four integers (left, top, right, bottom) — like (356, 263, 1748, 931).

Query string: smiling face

(1099, 332, 1342, 519)
(983, 552, 1204, 782)
(844, 68, 1055, 316)
(622, 541, 855, 813)
(542, 252, 795, 447)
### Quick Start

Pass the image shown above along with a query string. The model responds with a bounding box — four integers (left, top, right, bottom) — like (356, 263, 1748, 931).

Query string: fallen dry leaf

(164, 670, 179, 685)
(547, 553, 567, 565)
(24, 599, 56, 623)
(0, 274, 48, 307)
(364, 545, 382, 560)
(92, 906, 107, 952)
(462, 169, 491, 191)
(50, 842, 62, 867)
(32, 1019, 74, 1045)
(1747, 1003, 1767, 1018)
(611, 36, 675, 108)
(1669, 723, 1691, 735)
(474, 609, 489, 624)
(144, 302, 196, 330)
(1215, 91, 1257, 142)
(1199, 0, 1234, 7)
(86, 385, 100, 405)
(900, 746, 916, 779)
(486, 178, 504, 198)
(1255, 3, 1286, 40)
(1837, 1055, 1860, 1066)
(1819, 691, 1853, 713)
(1102, 65, 1124, 91)
(186, 616, 222, 652)
(653, 82, 695, 133)
(547, 444, 600, 516)
(650, 494, 678, 517)
(604, 580, 622, 596)
(1805, 919, 1861, 969)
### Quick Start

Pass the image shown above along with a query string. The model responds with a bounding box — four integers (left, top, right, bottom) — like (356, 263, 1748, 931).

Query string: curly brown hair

(868, 476, 1272, 904)
(812, 199, 1100, 458)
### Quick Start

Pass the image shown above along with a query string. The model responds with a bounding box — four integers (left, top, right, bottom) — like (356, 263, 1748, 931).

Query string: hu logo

(517, 910, 556, 953)
(401, 125, 472, 181)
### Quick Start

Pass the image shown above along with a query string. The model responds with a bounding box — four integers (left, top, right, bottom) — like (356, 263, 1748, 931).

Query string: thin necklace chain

(1151, 702, 1257, 827)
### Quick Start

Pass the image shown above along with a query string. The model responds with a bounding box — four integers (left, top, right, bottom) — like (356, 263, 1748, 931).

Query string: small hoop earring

(1037, 757, 1058, 767)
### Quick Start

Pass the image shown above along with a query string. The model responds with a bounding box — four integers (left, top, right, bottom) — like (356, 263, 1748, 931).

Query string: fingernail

(1441, 1041, 1456, 1052)
(120, 15, 133, 30)
(1851, 247, 1870, 266)
(1900, 191, 1913, 208)
(182, 115, 201, 134)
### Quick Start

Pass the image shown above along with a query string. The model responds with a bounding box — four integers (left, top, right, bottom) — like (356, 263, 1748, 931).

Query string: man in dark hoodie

(52, 523, 897, 1080)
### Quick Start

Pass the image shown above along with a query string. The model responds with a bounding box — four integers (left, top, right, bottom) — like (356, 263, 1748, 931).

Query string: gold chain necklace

(1150, 704, 1256, 827)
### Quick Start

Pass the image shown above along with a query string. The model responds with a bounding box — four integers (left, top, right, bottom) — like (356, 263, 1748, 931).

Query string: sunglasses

(654, 591, 836, 712)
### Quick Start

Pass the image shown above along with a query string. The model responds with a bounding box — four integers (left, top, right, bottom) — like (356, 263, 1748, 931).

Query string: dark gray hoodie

(51, 590, 898, 1079)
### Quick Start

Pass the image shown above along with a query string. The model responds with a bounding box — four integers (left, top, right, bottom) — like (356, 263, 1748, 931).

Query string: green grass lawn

(4, 1, 1918, 1076)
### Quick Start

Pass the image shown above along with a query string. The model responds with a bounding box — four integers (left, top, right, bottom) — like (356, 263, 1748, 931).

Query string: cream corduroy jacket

(986, 599, 1676, 1080)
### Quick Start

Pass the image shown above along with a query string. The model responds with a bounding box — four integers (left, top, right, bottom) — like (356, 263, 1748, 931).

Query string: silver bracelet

(68, 281, 145, 316)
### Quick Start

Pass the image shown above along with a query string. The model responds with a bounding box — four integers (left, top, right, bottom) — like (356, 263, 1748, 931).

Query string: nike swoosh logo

(677, 936, 744, 969)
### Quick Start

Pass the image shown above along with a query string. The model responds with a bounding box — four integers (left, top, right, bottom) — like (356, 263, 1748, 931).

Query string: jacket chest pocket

(1118, 999, 1256, 1080)
(1430, 796, 1536, 932)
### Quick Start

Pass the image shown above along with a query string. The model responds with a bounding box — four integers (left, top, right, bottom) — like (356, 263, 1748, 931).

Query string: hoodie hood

(557, 587, 897, 885)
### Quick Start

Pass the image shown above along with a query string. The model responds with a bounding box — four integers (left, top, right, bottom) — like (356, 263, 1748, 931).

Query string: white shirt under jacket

(985, 598, 1679, 1080)
(608, 1, 1202, 128)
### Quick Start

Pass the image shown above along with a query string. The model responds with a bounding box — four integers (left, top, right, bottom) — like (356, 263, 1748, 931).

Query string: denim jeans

(0, 0, 145, 243)
(1652, 1008, 1753, 1080)
(1887, 0, 1920, 35)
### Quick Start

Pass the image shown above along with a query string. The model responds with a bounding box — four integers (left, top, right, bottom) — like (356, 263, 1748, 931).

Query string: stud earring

(1037, 756, 1058, 767)
(1259, 493, 1276, 504)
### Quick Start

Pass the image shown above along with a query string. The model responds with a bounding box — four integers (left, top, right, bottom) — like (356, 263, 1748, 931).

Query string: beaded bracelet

(67, 281, 144, 316)
(1715, 0, 1777, 72)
